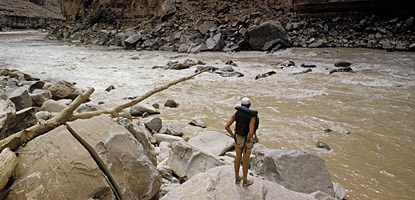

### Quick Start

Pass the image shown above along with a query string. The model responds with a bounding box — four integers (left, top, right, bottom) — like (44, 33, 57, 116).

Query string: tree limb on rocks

(0, 70, 206, 152)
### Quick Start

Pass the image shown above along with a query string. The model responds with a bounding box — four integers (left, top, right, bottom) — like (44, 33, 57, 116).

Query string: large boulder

(67, 115, 162, 200)
(188, 130, 234, 156)
(244, 20, 292, 51)
(6, 87, 32, 111)
(7, 125, 116, 199)
(45, 81, 80, 100)
(168, 140, 224, 180)
(251, 144, 335, 196)
(0, 90, 15, 137)
(161, 165, 317, 200)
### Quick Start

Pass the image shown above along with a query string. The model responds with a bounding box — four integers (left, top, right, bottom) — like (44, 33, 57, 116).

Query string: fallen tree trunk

(0, 148, 17, 191)
(0, 70, 206, 152)
(0, 88, 95, 152)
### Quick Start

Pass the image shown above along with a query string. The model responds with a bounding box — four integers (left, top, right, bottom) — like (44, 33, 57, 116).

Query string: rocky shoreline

(0, 67, 347, 199)
(45, 2, 415, 52)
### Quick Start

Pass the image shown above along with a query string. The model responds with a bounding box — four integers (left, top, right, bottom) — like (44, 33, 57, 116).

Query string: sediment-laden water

(1, 30, 414, 200)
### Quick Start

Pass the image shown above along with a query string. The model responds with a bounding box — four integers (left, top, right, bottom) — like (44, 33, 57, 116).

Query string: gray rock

(8, 125, 116, 200)
(206, 33, 225, 51)
(152, 133, 184, 144)
(198, 21, 218, 35)
(30, 89, 52, 107)
(333, 182, 347, 200)
(334, 61, 351, 68)
(46, 81, 80, 100)
(161, 165, 317, 200)
(188, 118, 207, 128)
(117, 118, 157, 166)
(164, 99, 179, 108)
(0, 91, 16, 137)
(188, 130, 234, 156)
(251, 144, 335, 196)
(7, 87, 32, 111)
(35, 111, 51, 121)
(168, 140, 224, 180)
(124, 33, 143, 48)
(164, 124, 183, 137)
(145, 117, 163, 133)
(130, 104, 160, 117)
(39, 99, 70, 113)
(310, 191, 336, 200)
(6, 107, 36, 134)
(67, 115, 162, 199)
(245, 20, 292, 51)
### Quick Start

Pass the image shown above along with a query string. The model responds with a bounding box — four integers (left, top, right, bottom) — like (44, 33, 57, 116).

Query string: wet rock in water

(188, 118, 206, 128)
(301, 64, 317, 68)
(105, 85, 115, 92)
(164, 99, 179, 108)
(280, 60, 295, 67)
(292, 68, 312, 75)
(333, 182, 347, 200)
(195, 66, 218, 73)
(145, 117, 163, 133)
(324, 128, 332, 133)
(255, 71, 276, 80)
(216, 71, 244, 77)
(316, 141, 331, 150)
(225, 60, 238, 67)
(334, 61, 352, 68)
(130, 104, 160, 117)
(152, 103, 160, 109)
(329, 67, 353, 74)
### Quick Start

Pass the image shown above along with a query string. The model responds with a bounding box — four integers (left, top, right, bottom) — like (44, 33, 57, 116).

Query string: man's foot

(235, 176, 242, 184)
(243, 179, 254, 187)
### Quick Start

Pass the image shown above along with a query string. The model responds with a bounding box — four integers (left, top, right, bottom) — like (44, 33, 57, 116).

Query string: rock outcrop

(251, 144, 335, 196)
(161, 165, 318, 200)
(0, 0, 64, 28)
(5, 115, 162, 200)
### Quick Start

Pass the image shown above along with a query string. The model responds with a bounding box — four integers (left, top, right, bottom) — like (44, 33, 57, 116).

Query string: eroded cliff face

(0, 0, 64, 28)
(61, 0, 171, 20)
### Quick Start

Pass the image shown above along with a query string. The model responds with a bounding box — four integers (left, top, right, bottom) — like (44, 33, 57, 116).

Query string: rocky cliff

(0, 0, 64, 29)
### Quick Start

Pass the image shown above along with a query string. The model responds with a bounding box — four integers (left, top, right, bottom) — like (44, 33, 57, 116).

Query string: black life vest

(234, 106, 259, 136)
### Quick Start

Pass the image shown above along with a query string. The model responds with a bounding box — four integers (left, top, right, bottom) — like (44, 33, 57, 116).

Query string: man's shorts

(235, 134, 254, 149)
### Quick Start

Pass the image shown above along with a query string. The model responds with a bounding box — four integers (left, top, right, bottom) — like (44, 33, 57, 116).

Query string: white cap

(241, 97, 251, 105)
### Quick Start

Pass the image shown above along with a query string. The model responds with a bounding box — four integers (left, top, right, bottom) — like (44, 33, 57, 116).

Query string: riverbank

(45, 1, 415, 53)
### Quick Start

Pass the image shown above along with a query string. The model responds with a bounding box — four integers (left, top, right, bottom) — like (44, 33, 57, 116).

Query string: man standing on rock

(225, 97, 257, 187)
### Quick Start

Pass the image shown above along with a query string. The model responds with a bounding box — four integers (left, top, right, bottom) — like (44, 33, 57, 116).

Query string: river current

(1, 30, 414, 200)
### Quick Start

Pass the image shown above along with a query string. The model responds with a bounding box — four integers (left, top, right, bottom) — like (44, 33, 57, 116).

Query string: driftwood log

(0, 148, 17, 190)
(0, 70, 205, 152)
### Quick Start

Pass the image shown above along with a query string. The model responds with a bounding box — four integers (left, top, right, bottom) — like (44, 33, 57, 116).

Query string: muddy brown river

(1, 30, 414, 200)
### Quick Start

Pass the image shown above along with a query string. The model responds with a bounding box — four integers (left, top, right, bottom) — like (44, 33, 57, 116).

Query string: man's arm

(246, 116, 256, 142)
(225, 114, 236, 136)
